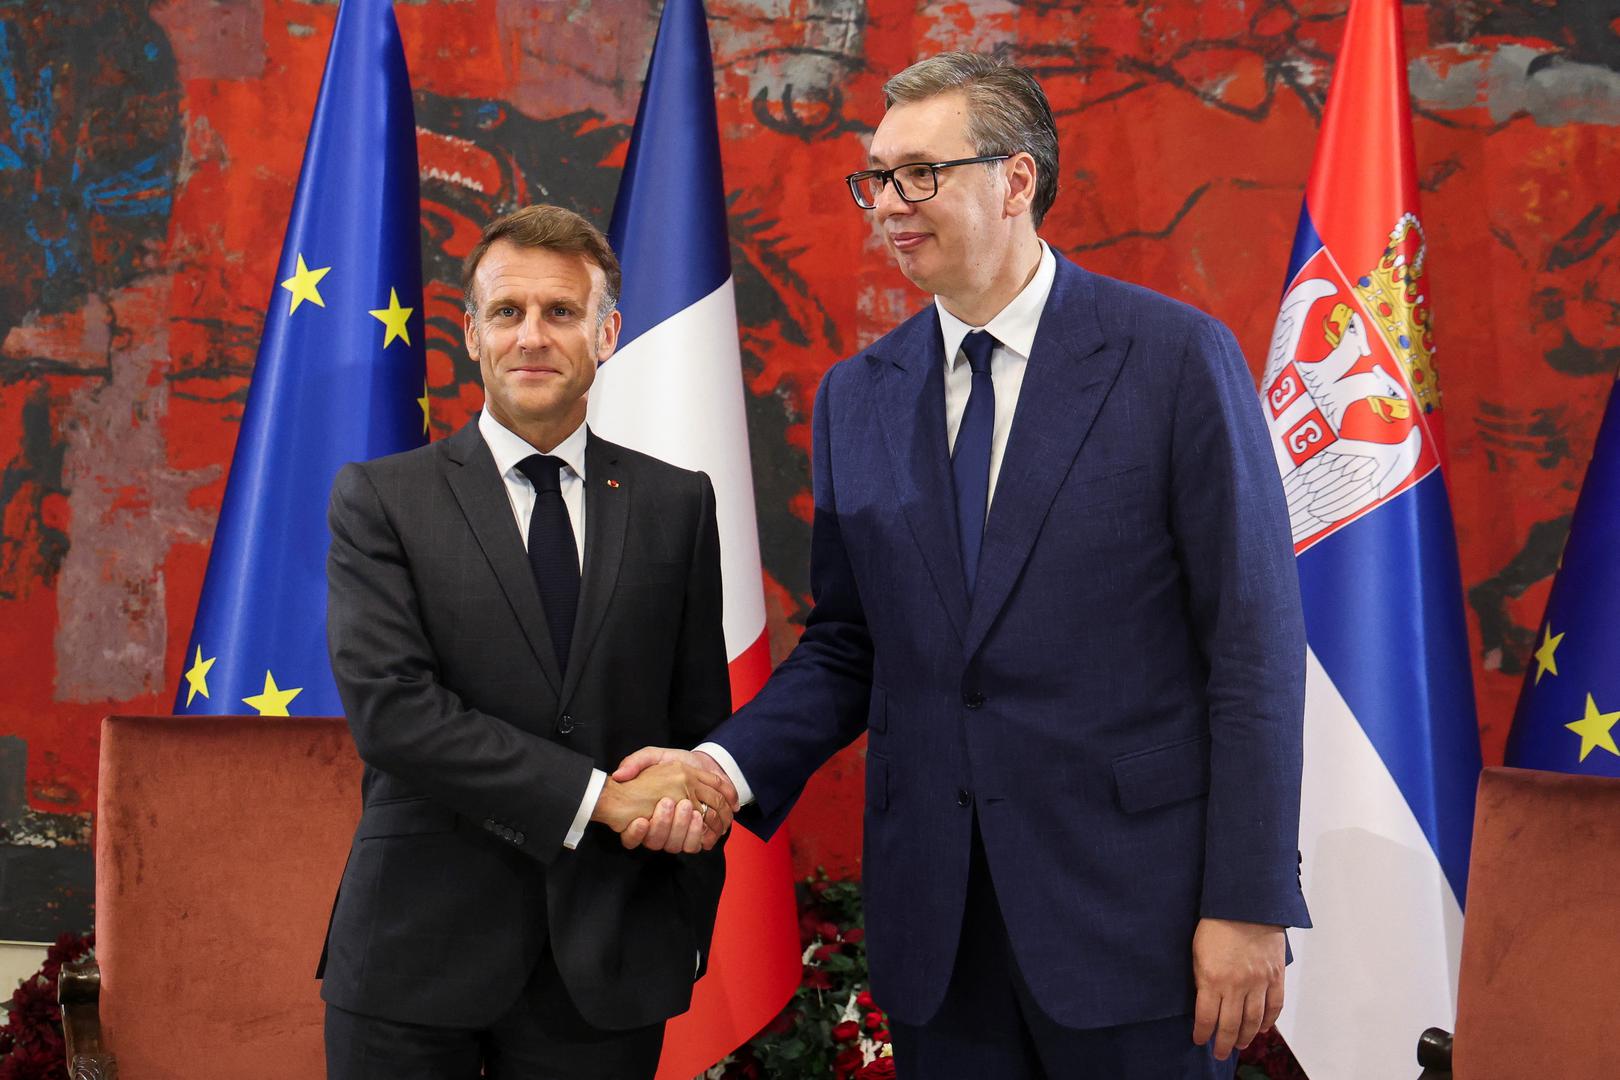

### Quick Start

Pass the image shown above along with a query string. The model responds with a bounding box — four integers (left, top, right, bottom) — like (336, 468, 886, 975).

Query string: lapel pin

(606, 478, 621, 489)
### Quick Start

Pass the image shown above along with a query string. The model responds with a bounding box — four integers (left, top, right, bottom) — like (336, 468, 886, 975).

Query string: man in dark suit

(617, 53, 1310, 1078)
(319, 204, 739, 1079)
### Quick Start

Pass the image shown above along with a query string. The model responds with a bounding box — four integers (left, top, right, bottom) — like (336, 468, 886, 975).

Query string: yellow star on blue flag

(369, 287, 414, 347)
(243, 671, 303, 717)
(281, 254, 331, 314)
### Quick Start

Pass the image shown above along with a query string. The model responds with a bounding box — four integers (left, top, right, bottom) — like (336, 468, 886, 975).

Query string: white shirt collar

(936, 239, 1057, 367)
(478, 407, 588, 482)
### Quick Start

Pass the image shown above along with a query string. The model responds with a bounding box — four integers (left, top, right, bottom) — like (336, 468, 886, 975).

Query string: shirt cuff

(694, 741, 755, 808)
(565, 768, 608, 850)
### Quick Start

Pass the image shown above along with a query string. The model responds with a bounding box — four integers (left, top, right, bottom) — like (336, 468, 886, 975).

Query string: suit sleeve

(668, 471, 732, 972)
(1168, 319, 1312, 929)
(709, 370, 876, 839)
(326, 462, 597, 865)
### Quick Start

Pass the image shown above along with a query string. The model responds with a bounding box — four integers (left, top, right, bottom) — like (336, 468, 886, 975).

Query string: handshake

(588, 748, 738, 854)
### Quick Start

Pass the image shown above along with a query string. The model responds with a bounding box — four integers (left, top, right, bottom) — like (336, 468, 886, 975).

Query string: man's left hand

(1190, 917, 1285, 1060)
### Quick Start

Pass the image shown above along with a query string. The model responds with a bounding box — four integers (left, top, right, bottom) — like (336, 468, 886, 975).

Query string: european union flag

(1506, 372, 1620, 775)
(175, 0, 426, 717)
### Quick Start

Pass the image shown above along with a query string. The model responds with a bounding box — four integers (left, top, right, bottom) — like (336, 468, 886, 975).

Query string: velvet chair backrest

(96, 715, 359, 1079)
(1451, 766, 1620, 1079)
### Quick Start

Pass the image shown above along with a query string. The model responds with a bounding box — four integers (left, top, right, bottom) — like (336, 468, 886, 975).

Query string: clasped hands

(590, 748, 737, 854)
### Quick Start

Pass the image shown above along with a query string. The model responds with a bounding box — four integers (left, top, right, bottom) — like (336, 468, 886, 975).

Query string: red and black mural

(2, 0, 1617, 939)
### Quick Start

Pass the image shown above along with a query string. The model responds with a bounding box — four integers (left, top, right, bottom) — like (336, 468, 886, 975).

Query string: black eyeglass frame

(843, 154, 1013, 209)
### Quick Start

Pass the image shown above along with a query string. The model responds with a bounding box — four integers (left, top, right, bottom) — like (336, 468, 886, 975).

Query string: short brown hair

(883, 52, 1059, 227)
(461, 204, 622, 321)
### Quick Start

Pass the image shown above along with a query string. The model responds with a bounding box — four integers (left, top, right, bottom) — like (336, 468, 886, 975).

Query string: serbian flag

(1505, 368, 1620, 775)
(1261, 0, 1483, 1073)
(586, 0, 799, 1074)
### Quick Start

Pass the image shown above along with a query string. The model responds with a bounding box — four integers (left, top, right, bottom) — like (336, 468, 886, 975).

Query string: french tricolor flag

(586, 1, 800, 1075)
(1262, 0, 1484, 1074)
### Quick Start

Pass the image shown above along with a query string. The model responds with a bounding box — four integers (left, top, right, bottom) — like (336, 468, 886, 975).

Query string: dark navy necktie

(515, 454, 580, 672)
(952, 330, 997, 596)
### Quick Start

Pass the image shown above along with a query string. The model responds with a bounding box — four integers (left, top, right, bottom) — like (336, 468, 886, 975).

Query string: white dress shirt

(476, 408, 604, 849)
(937, 240, 1057, 513)
(698, 242, 1059, 809)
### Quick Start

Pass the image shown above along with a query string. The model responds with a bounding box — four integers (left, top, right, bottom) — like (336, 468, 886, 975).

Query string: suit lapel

(560, 432, 627, 708)
(963, 257, 1122, 659)
(443, 421, 564, 694)
(873, 309, 970, 641)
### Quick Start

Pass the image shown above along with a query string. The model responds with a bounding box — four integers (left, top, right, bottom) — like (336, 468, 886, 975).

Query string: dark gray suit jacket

(318, 419, 730, 1031)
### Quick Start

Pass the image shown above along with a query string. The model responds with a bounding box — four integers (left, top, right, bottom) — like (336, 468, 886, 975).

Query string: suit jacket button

(963, 691, 984, 710)
(956, 788, 972, 807)
(557, 714, 575, 734)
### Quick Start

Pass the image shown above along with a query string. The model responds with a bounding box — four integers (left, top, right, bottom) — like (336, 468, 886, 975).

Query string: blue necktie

(952, 330, 997, 596)
(516, 454, 580, 672)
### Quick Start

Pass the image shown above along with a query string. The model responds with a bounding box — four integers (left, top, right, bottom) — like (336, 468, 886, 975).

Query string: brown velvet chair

(1417, 766, 1620, 1079)
(62, 715, 360, 1079)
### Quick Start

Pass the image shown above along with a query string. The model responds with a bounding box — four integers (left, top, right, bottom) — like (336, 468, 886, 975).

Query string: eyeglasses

(844, 155, 1012, 209)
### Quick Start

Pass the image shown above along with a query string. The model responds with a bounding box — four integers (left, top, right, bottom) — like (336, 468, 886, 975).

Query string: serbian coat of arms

(1261, 213, 1443, 553)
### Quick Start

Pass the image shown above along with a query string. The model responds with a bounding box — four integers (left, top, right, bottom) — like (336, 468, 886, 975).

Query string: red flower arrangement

(853, 1057, 896, 1079)
(710, 872, 892, 1079)
(0, 932, 94, 1080)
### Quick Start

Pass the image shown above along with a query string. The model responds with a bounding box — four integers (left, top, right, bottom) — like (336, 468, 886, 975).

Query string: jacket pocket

(1111, 735, 1210, 814)
(355, 795, 458, 838)
(866, 752, 890, 812)
(867, 685, 888, 734)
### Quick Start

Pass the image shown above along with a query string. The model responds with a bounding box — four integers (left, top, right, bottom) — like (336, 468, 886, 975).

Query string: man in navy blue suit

(617, 52, 1309, 1079)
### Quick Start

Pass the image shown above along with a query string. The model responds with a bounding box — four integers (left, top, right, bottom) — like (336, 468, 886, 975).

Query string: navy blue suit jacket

(709, 252, 1310, 1030)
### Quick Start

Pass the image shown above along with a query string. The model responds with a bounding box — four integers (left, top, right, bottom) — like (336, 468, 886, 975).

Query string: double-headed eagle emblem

(1262, 215, 1442, 551)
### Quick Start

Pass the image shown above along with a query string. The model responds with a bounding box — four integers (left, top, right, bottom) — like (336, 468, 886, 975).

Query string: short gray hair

(883, 52, 1059, 227)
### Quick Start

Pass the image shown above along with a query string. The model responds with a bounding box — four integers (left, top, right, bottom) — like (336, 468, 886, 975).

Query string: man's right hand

(613, 748, 738, 853)
(589, 758, 734, 853)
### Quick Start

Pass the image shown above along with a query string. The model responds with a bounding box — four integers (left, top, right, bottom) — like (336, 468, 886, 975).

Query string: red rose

(872, 1028, 891, 1043)
(832, 1020, 861, 1042)
(834, 1047, 866, 1075)
(804, 967, 834, 989)
(818, 920, 841, 941)
(855, 989, 876, 1008)
(864, 1010, 885, 1030)
(813, 942, 843, 962)
(856, 1057, 898, 1079)
(843, 927, 865, 943)
(762, 1007, 797, 1036)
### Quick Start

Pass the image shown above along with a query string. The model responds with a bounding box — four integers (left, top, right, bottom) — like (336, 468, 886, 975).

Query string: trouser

(890, 819, 1234, 1080)
(324, 943, 664, 1080)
